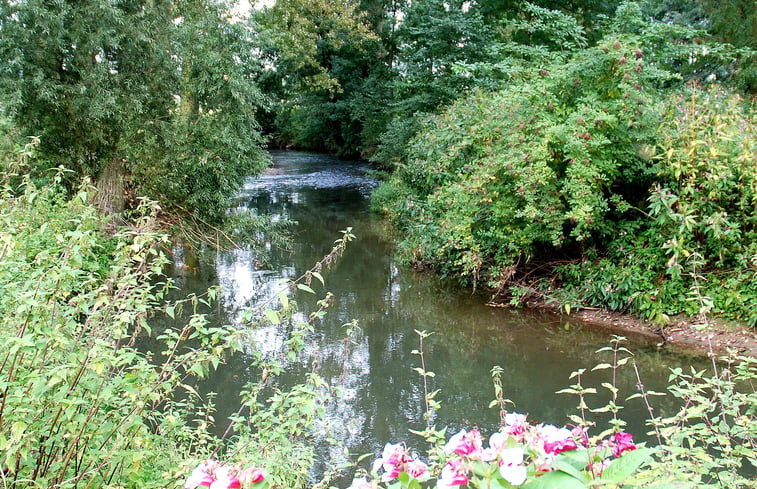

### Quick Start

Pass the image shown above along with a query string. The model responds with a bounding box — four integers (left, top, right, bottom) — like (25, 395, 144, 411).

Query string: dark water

(163, 151, 704, 477)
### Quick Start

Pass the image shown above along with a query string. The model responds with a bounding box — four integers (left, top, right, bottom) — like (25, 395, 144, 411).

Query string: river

(162, 150, 703, 481)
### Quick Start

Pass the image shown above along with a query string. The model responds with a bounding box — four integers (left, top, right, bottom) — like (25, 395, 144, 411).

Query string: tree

(0, 1, 174, 201)
(252, 0, 381, 156)
(134, 0, 270, 222)
(0, 0, 268, 221)
(370, 0, 496, 164)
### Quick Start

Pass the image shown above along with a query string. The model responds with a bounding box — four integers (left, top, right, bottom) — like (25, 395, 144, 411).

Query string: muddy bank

(565, 308, 757, 358)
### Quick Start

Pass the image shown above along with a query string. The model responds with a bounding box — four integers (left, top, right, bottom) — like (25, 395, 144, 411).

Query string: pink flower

(250, 469, 265, 484)
(438, 459, 469, 489)
(373, 443, 409, 482)
(444, 429, 483, 458)
(405, 459, 430, 480)
(240, 467, 266, 485)
(498, 447, 527, 486)
(540, 425, 578, 455)
(571, 426, 589, 447)
(503, 413, 529, 440)
(611, 432, 636, 458)
(209, 467, 241, 489)
(185, 462, 215, 489)
(373, 442, 429, 482)
(543, 437, 578, 455)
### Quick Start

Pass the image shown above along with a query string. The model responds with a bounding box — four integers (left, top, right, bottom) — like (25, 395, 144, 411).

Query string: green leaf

(297, 283, 315, 294)
(278, 292, 289, 310)
(592, 363, 612, 371)
(523, 470, 586, 489)
(265, 309, 280, 325)
(601, 447, 655, 484)
(311, 271, 324, 285)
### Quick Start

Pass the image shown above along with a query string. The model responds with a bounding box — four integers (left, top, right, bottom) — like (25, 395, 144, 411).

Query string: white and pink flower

(498, 447, 527, 486)
(373, 442, 429, 482)
(503, 413, 529, 441)
(209, 467, 241, 489)
(538, 424, 579, 455)
(240, 467, 266, 485)
(184, 460, 264, 489)
(373, 443, 409, 482)
(444, 428, 484, 458)
(437, 458, 469, 489)
(185, 462, 215, 489)
(405, 458, 430, 481)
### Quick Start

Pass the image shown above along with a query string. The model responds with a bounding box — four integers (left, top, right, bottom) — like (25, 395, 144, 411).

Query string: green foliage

(253, 0, 381, 156)
(0, 0, 269, 222)
(0, 173, 201, 487)
(373, 3, 756, 325)
(378, 11, 672, 283)
(372, 0, 495, 164)
(652, 88, 756, 273)
(631, 354, 757, 488)
(138, 0, 270, 222)
(0, 0, 175, 176)
(0, 137, 352, 487)
(558, 87, 757, 324)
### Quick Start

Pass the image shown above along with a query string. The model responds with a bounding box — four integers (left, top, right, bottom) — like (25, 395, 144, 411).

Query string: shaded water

(164, 151, 704, 476)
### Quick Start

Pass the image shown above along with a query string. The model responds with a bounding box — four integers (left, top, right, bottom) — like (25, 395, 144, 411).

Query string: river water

(165, 151, 702, 477)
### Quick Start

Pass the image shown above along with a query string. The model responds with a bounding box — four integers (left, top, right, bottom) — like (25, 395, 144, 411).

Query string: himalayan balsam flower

(373, 443, 409, 482)
(185, 461, 264, 489)
(498, 447, 527, 486)
(373, 443, 428, 482)
(444, 429, 483, 458)
(405, 459, 430, 481)
(540, 425, 578, 455)
(185, 462, 215, 489)
(489, 431, 507, 452)
(503, 413, 528, 440)
(209, 467, 241, 489)
(438, 459, 469, 489)
(611, 432, 637, 458)
(240, 467, 266, 485)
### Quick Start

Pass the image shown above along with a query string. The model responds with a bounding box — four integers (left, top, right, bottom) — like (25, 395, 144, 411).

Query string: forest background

(0, 0, 755, 488)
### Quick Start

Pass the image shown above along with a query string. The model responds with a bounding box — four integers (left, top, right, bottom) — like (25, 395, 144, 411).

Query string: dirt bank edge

(566, 308, 757, 358)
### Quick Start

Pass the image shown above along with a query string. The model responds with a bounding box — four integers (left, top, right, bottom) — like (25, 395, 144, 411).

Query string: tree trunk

(93, 157, 126, 215)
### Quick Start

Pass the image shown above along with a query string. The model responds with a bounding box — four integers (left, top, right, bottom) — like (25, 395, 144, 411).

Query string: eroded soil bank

(563, 308, 757, 358)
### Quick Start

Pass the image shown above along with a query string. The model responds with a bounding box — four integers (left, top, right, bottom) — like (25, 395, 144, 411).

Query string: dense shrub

(0, 146, 338, 487)
(558, 88, 757, 324)
(377, 24, 668, 281)
(373, 6, 756, 324)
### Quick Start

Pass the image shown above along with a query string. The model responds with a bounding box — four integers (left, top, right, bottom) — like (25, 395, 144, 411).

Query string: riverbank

(546, 306, 757, 358)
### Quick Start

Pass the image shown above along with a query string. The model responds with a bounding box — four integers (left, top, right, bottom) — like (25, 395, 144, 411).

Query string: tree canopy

(0, 0, 268, 222)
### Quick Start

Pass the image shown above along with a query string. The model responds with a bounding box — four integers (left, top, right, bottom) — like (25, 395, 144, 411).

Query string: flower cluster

(184, 460, 266, 489)
(371, 443, 430, 483)
(348, 413, 640, 489)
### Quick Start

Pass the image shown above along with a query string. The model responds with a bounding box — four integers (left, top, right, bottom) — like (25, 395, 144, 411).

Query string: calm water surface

(165, 151, 703, 478)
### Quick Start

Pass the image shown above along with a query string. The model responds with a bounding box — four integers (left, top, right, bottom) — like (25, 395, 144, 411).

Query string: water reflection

(161, 151, 707, 479)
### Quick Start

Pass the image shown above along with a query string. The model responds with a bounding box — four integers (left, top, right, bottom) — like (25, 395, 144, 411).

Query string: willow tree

(0, 0, 268, 221)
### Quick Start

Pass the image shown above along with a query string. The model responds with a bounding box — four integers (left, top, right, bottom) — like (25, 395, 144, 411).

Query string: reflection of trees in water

(148, 153, 710, 465)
